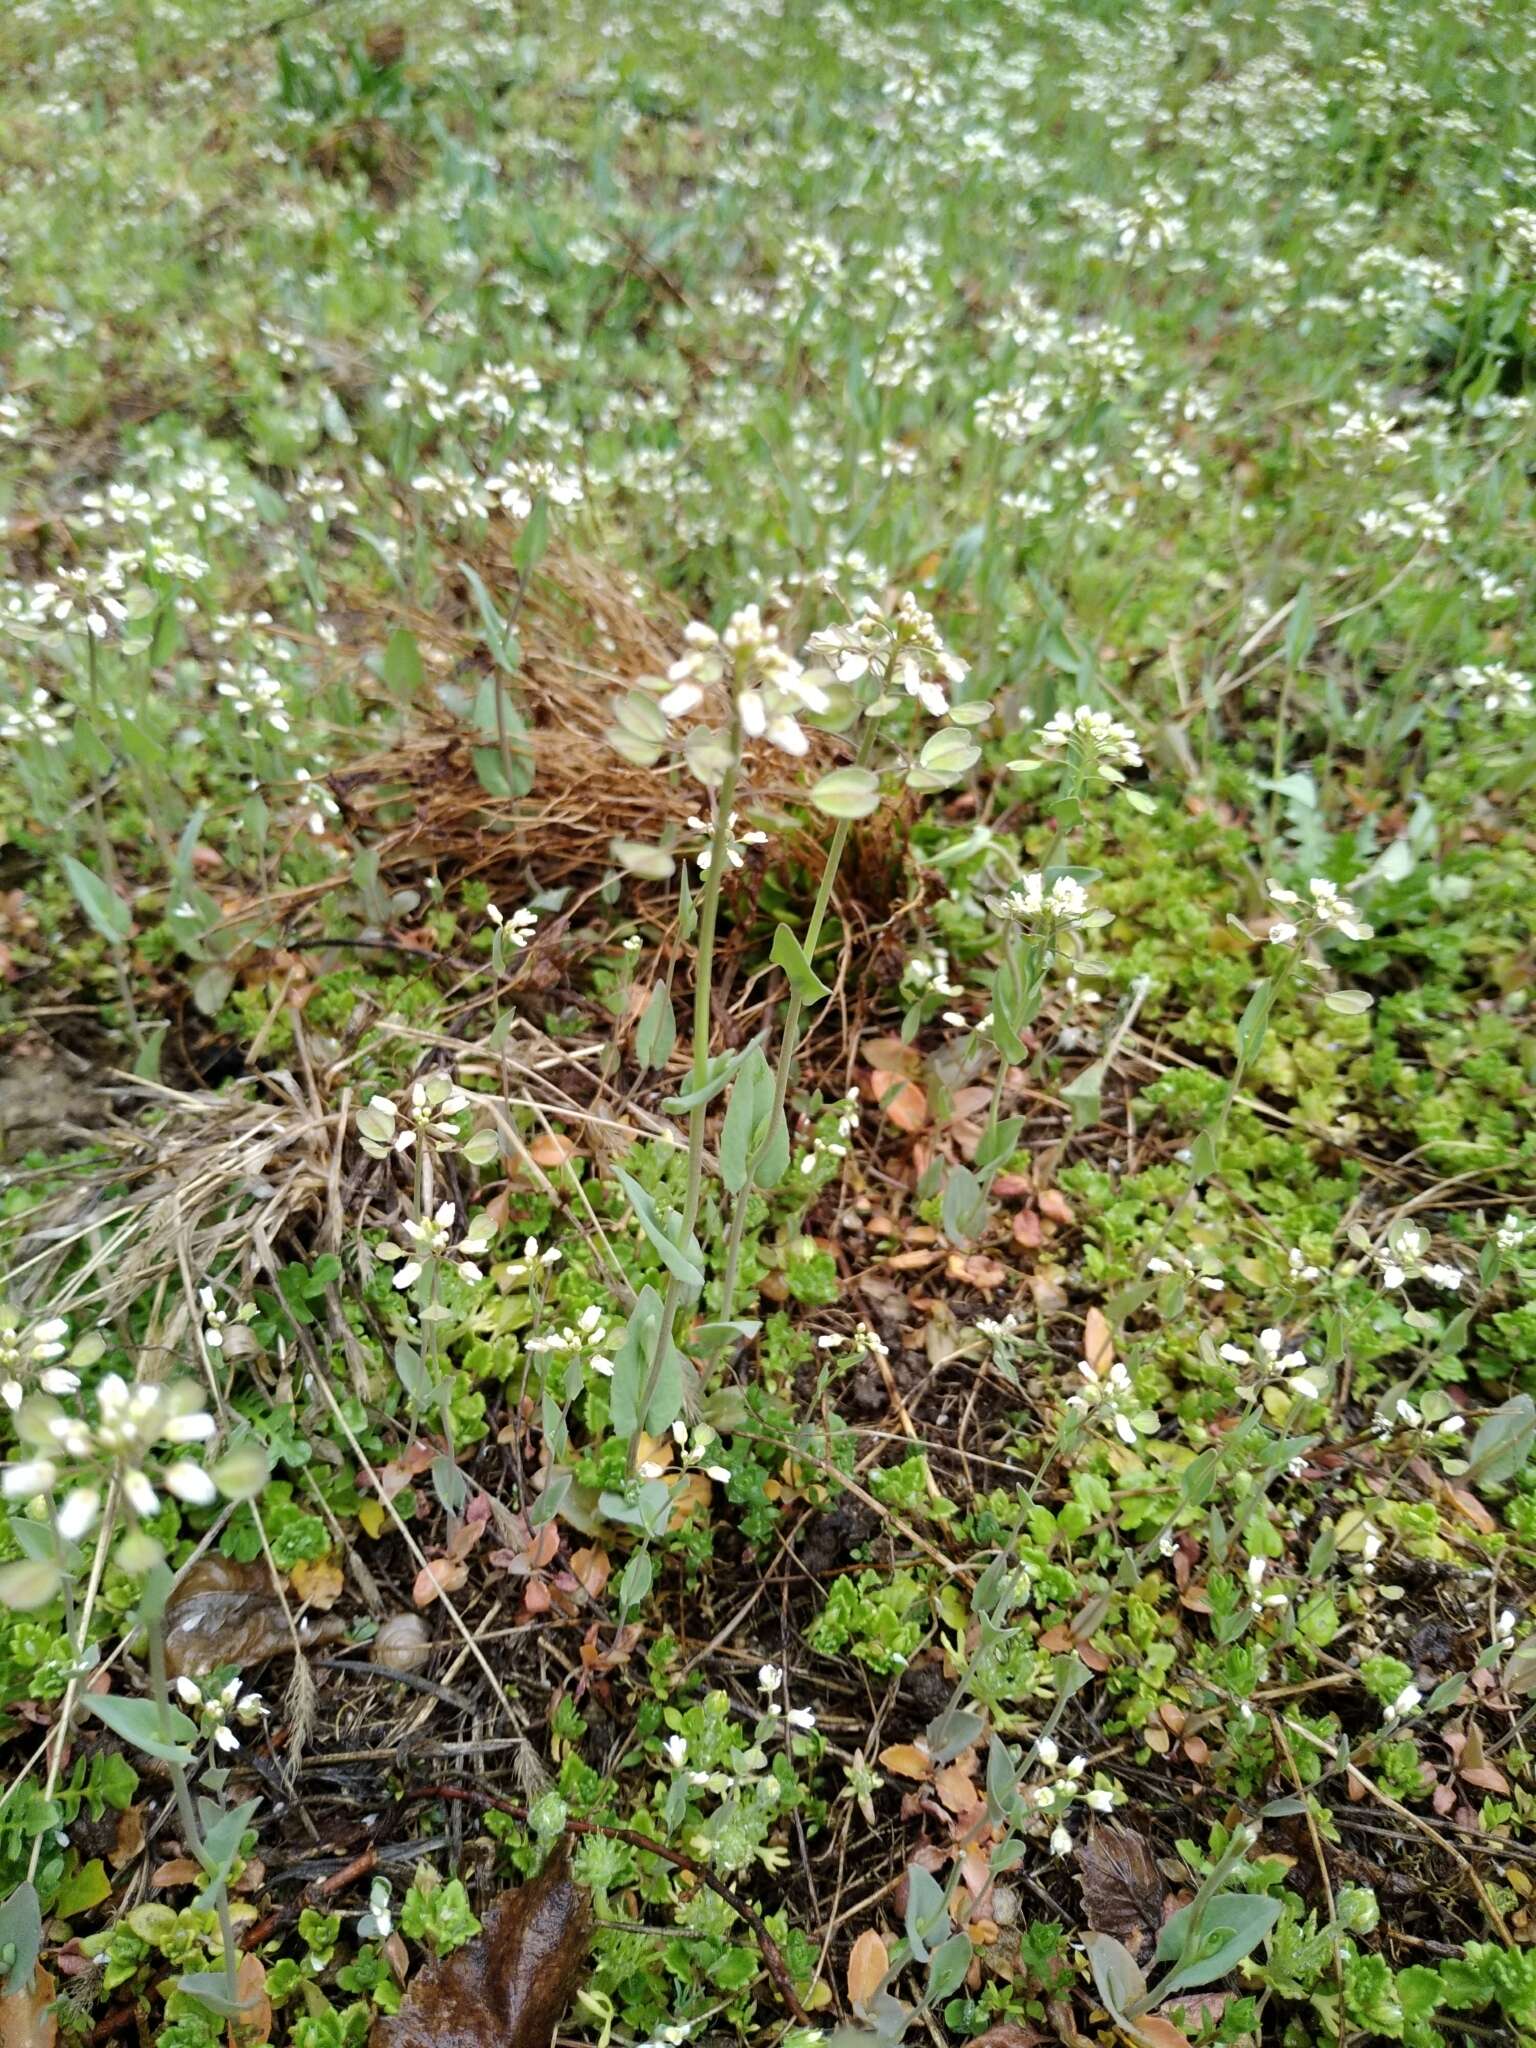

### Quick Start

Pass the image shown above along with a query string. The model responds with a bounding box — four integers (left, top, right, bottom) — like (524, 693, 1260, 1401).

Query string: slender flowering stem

(25, 1490, 117, 1887)
(145, 1607, 242, 2008)
(717, 718, 878, 1327)
(628, 744, 741, 1472)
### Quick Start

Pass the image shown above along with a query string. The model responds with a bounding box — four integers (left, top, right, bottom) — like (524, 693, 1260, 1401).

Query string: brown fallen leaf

(934, 1758, 981, 1815)
(947, 1252, 1008, 1291)
(1077, 1824, 1167, 1960)
(527, 1133, 579, 1169)
(1130, 2017, 1193, 2048)
(109, 1804, 145, 1870)
(847, 1929, 889, 2010)
(878, 1742, 933, 1780)
(870, 1070, 930, 1132)
(860, 1036, 921, 1077)
(1038, 1188, 1076, 1226)
(968, 2027, 1045, 2048)
(231, 1954, 272, 2045)
(371, 1845, 592, 2048)
(1011, 1208, 1043, 1249)
(1083, 1306, 1114, 1375)
(163, 1557, 342, 1682)
(0, 1965, 56, 2048)
(412, 1556, 469, 1607)
(1028, 1265, 1070, 1313)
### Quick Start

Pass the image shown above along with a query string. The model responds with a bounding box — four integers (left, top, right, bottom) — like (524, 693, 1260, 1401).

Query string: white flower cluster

(1066, 1358, 1150, 1446)
(1014, 704, 1143, 782)
(487, 903, 538, 947)
(994, 871, 1099, 932)
(1219, 1325, 1320, 1399)
(527, 1301, 615, 1378)
(798, 1088, 860, 1178)
(660, 606, 830, 758)
(3, 1375, 217, 1536)
(1375, 1222, 1461, 1294)
(176, 1672, 267, 1751)
(639, 1422, 731, 1486)
(901, 948, 961, 1001)
(356, 1076, 468, 1159)
(689, 809, 768, 876)
(1453, 663, 1531, 716)
(1265, 877, 1373, 943)
(382, 1203, 495, 1291)
(0, 688, 72, 749)
(807, 590, 968, 721)
(0, 1306, 77, 1412)
(1023, 1738, 1117, 1856)
(816, 1320, 890, 1361)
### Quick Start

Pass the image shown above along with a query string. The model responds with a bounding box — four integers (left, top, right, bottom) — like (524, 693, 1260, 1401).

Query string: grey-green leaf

(63, 856, 132, 945)
(770, 921, 830, 1004)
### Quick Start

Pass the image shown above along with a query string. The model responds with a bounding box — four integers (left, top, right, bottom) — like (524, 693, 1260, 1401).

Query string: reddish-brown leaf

(934, 1759, 981, 1815)
(1038, 1189, 1076, 1226)
(947, 1253, 1008, 1291)
(847, 1929, 889, 2009)
(370, 1846, 592, 2048)
(860, 1037, 921, 1078)
(569, 1547, 610, 1598)
(412, 1556, 469, 1607)
(1011, 1208, 1043, 1249)
(870, 1070, 930, 1132)
(968, 2028, 1045, 2048)
(1131, 2018, 1193, 2048)
(527, 1133, 579, 1168)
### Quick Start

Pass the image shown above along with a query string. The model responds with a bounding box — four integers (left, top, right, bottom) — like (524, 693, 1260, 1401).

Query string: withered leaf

(370, 1845, 592, 2048)
(1076, 1824, 1167, 1960)
(0, 1966, 56, 2048)
(163, 1557, 341, 1682)
(968, 2028, 1045, 2048)
(847, 1928, 889, 2009)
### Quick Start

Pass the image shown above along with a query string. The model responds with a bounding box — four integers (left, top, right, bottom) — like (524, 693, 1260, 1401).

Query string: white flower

(758, 1663, 784, 1692)
(56, 1485, 101, 1541)
(1037, 1735, 1059, 1767)
(1376, 1224, 1461, 1294)
(1383, 1684, 1422, 1726)
(1264, 876, 1373, 942)
(996, 871, 1097, 932)
(1016, 704, 1142, 781)
(1049, 1823, 1073, 1856)
(663, 1734, 689, 1768)
(2, 1458, 58, 1500)
(0, 1308, 76, 1410)
(786, 1706, 817, 1732)
(1084, 1787, 1115, 1813)
(488, 904, 538, 948)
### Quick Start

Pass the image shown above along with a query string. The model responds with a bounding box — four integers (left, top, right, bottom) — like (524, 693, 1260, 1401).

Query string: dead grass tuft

(326, 542, 837, 895)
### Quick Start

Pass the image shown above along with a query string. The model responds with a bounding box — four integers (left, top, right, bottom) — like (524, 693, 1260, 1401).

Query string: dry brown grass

(325, 540, 837, 896)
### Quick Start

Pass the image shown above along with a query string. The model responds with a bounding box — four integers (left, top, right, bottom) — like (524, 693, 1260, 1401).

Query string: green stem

(717, 719, 878, 1325)
(627, 748, 741, 1472)
(147, 1613, 240, 2006)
